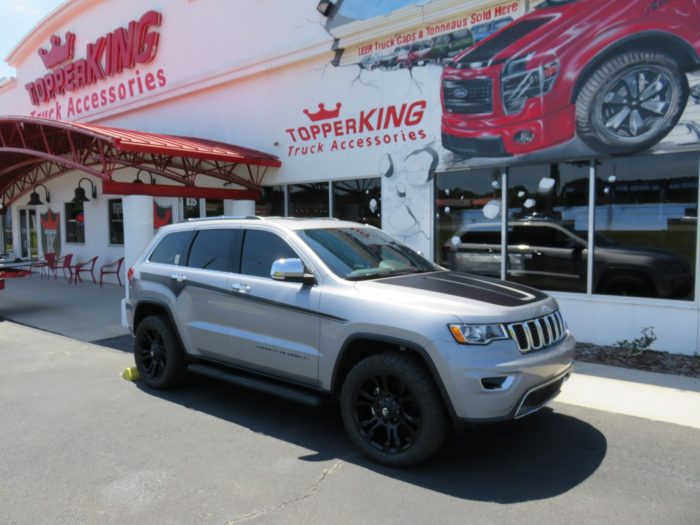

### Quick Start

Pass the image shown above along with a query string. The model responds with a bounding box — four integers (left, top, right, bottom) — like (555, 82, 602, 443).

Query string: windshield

(297, 227, 437, 281)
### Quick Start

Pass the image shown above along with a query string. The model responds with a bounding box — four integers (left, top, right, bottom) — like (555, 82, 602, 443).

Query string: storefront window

(332, 178, 381, 227)
(183, 197, 200, 220)
(205, 199, 224, 217)
(507, 162, 590, 293)
(65, 202, 85, 244)
(435, 167, 503, 276)
(289, 183, 329, 217)
(257, 186, 286, 216)
(594, 153, 697, 301)
(1, 209, 12, 255)
(108, 199, 124, 245)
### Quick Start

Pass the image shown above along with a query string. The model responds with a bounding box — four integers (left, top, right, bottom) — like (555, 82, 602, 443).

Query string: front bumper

(430, 332, 576, 421)
(441, 103, 575, 157)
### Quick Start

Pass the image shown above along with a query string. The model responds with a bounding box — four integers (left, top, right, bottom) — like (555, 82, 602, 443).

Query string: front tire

(576, 50, 688, 154)
(340, 352, 448, 467)
(134, 315, 187, 389)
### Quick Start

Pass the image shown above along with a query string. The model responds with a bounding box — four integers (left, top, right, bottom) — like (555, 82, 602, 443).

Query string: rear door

(174, 227, 243, 360)
(223, 228, 321, 384)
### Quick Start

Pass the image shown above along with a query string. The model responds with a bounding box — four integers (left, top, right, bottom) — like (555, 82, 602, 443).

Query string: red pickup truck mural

(441, 0, 700, 158)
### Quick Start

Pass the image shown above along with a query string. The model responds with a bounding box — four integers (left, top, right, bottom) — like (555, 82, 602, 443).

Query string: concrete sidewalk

(0, 273, 130, 350)
(1, 273, 699, 429)
(558, 362, 700, 430)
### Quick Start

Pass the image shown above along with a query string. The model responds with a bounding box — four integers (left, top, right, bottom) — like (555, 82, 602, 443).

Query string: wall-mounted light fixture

(27, 184, 50, 206)
(133, 169, 154, 184)
(317, 0, 338, 16)
(72, 178, 97, 203)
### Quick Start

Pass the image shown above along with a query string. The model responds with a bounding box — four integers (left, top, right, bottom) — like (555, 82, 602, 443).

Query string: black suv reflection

(443, 219, 693, 299)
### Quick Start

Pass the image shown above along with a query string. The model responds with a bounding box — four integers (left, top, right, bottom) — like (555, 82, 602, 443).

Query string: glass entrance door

(18, 208, 38, 259)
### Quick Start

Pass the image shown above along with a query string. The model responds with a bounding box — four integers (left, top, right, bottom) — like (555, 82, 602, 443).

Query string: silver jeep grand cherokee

(125, 217, 575, 466)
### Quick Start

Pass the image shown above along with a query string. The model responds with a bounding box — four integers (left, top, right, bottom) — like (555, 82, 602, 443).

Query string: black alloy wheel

(353, 373, 421, 454)
(340, 352, 448, 467)
(576, 50, 688, 154)
(138, 326, 168, 380)
(133, 315, 187, 389)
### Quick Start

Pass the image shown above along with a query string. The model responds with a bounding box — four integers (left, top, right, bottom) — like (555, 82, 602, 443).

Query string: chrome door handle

(231, 283, 251, 292)
(171, 273, 187, 283)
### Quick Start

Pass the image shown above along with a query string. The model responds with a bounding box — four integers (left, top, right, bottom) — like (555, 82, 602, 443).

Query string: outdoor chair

(52, 253, 73, 280)
(99, 256, 125, 288)
(31, 253, 56, 279)
(70, 256, 98, 284)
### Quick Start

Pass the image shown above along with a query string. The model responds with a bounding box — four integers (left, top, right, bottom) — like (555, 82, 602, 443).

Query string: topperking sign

(25, 10, 167, 118)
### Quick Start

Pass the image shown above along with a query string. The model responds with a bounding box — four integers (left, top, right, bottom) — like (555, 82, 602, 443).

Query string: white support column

(231, 200, 255, 216)
(223, 200, 236, 216)
(122, 195, 154, 327)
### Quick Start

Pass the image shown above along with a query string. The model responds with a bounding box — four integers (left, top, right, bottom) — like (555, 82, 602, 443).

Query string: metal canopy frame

(0, 117, 281, 207)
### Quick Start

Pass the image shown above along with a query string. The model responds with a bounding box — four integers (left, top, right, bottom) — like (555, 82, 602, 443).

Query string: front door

(223, 228, 320, 385)
(18, 208, 38, 259)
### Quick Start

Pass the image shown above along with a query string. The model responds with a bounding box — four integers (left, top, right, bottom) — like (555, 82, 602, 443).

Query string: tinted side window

(461, 230, 500, 244)
(187, 229, 241, 272)
(149, 231, 193, 265)
(241, 230, 297, 278)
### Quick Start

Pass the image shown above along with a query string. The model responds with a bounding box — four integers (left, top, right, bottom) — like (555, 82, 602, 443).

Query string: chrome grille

(507, 311, 565, 353)
(443, 78, 493, 115)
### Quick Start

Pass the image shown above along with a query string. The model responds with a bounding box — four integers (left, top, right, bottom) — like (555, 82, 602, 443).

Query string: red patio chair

(99, 257, 124, 288)
(31, 253, 56, 279)
(70, 256, 98, 284)
(52, 253, 73, 280)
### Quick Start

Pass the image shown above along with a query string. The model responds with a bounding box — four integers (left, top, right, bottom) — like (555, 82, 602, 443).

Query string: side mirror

(270, 258, 316, 285)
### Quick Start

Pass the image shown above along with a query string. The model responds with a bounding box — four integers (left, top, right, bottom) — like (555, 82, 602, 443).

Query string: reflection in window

(149, 231, 192, 266)
(1, 209, 12, 254)
(332, 178, 381, 227)
(595, 153, 696, 300)
(241, 229, 297, 278)
(507, 163, 589, 293)
(435, 167, 503, 276)
(65, 201, 85, 244)
(257, 186, 286, 216)
(188, 229, 240, 272)
(289, 183, 329, 217)
(205, 199, 224, 217)
(108, 199, 124, 245)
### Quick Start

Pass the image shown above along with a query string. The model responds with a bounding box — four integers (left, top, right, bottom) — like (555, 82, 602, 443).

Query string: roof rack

(186, 215, 263, 222)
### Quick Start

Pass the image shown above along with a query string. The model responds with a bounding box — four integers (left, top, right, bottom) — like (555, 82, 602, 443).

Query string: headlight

(502, 53, 559, 115)
(448, 323, 508, 345)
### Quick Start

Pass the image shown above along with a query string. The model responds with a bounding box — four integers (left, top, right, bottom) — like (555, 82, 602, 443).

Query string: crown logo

(38, 32, 76, 69)
(303, 103, 342, 122)
(40, 209, 59, 231)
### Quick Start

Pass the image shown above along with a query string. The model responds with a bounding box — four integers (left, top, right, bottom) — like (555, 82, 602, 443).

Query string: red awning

(0, 116, 281, 206)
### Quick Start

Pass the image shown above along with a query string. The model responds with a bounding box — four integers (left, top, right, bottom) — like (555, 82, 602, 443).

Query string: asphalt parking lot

(1, 319, 699, 525)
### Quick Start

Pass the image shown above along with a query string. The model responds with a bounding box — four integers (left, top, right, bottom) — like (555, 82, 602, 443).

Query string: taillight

(127, 267, 135, 281)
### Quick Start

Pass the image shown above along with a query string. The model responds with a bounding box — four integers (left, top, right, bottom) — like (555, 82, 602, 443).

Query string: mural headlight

(502, 55, 559, 115)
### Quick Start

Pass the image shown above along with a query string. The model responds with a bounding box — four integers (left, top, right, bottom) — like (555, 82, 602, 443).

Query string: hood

(450, 0, 606, 67)
(353, 271, 556, 323)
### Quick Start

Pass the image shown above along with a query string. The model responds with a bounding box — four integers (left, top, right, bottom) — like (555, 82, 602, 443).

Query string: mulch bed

(576, 342, 700, 379)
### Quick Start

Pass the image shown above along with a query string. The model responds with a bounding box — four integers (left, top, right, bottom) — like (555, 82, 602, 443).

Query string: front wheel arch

(331, 334, 458, 423)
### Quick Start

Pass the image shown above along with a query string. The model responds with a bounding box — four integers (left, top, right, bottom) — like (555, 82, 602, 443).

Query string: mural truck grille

(443, 79, 493, 114)
(507, 311, 565, 353)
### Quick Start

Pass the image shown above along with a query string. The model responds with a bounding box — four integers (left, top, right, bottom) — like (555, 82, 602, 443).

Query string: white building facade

(1, 0, 699, 354)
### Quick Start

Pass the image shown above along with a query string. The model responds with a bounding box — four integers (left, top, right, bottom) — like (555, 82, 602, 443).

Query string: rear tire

(340, 352, 448, 467)
(576, 50, 688, 154)
(599, 274, 655, 298)
(134, 315, 187, 389)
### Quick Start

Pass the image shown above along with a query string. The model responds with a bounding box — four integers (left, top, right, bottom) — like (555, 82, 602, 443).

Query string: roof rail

(186, 215, 263, 222)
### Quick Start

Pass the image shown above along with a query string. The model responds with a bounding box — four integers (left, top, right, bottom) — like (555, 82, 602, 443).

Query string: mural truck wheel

(576, 50, 688, 154)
